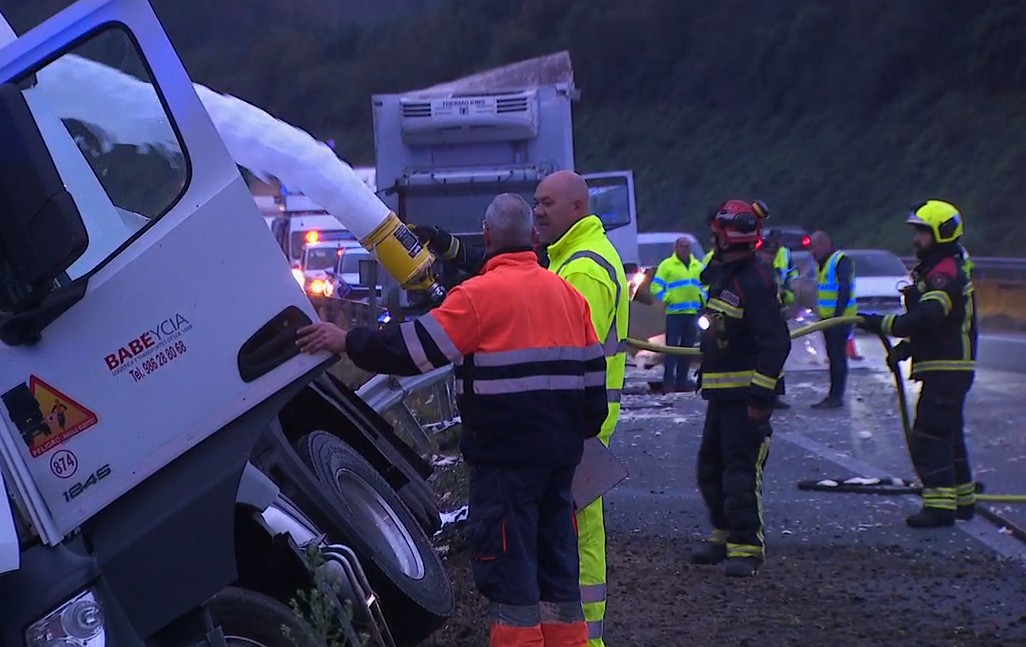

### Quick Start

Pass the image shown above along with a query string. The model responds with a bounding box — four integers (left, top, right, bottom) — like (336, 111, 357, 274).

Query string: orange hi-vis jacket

(346, 249, 608, 466)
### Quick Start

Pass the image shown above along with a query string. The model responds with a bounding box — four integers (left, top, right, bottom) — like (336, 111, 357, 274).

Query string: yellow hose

(628, 315, 1025, 504)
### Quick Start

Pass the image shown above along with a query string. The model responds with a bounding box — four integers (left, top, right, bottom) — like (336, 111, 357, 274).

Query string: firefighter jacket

(650, 253, 705, 314)
(816, 250, 857, 318)
(859, 244, 977, 379)
(346, 249, 608, 467)
(697, 255, 792, 405)
(773, 246, 797, 305)
(546, 215, 629, 442)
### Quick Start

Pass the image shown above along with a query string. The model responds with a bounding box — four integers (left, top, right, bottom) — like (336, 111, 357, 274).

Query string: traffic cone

(847, 334, 864, 360)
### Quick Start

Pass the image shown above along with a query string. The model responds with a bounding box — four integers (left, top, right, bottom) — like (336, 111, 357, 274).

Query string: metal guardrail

(900, 256, 1026, 280)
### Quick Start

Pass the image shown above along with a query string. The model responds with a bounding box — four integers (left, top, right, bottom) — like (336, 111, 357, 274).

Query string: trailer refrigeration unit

(372, 58, 640, 312)
(0, 1, 452, 645)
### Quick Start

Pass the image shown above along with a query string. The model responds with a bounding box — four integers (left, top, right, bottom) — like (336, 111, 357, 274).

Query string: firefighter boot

(690, 542, 727, 565)
(905, 507, 955, 528)
(725, 557, 762, 578)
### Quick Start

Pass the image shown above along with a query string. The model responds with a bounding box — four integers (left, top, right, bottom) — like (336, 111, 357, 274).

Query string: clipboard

(572, 436, 629, 509)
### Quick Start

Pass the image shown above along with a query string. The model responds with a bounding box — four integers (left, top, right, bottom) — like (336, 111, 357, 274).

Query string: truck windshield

(304, 247, 342, 271)
(587, 176, 631, 230)
(18, 27, 188, 281)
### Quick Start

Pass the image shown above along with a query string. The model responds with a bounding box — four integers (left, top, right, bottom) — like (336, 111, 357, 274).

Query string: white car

(793, 248, 911, 316)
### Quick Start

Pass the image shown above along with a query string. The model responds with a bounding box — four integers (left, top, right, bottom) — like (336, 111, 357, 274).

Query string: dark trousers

(822, 324, 853, 399)
(697, 399, 772, 557)
(910, 374, 974, 490)
(664, 313, 697, 388)
(467, 464, 581, 607)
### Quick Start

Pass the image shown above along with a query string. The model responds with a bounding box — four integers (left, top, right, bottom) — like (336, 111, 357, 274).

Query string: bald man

(809, 231, 857, 408)
(534, 170, 629, 647)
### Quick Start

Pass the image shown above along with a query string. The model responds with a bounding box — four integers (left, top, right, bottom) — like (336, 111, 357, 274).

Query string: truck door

(0, 0, 325, 543)
(584, 170, 640, 269)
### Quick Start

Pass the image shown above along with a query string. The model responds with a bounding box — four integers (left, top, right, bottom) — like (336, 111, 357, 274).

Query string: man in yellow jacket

(650, 237, 704, 392)
(534, 170, 629, 647)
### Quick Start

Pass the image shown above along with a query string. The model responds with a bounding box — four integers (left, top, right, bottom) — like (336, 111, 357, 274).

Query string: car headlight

(26, 589, 106, 647)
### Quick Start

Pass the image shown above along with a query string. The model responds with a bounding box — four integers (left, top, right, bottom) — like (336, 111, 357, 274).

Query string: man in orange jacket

(298, 193, 607, 647)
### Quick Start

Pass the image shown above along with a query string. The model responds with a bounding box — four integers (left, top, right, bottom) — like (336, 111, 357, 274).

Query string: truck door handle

(237, 306, 312, 383)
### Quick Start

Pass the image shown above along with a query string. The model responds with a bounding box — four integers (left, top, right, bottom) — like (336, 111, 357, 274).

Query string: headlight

(697, 314, 711, 330)
(26, 589, 106, 647)
(308, 279, 329, 296)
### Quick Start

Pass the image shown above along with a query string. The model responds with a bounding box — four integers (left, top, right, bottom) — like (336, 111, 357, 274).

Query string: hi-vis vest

(547, 215, 629, 442)
(773, 246, 797, 304)
(651, 254, 704, 314)
(817, 250, 856, 318)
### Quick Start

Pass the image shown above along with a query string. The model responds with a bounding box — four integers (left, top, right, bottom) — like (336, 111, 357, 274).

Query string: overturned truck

(0, 1, 452, 645)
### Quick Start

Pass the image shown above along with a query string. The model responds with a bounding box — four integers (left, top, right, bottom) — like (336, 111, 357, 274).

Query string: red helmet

(709, 199, 768, 247)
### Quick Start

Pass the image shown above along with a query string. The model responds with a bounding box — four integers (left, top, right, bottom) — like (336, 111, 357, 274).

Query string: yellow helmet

(906, 200, 964, 243)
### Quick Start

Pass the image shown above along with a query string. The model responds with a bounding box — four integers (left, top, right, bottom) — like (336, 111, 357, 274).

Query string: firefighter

(856, 200, 978, 527)
(534, 170, 629, 647)
(756, 227, 795, 409)
(298, 193, 607, 646)
(649, 236, 704, 392)
(691, 199, 791, 577)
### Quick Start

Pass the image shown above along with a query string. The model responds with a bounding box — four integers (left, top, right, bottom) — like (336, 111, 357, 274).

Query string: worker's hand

(855, 313, 883, 332)
(886, 340, 912, 370)
(407, 223, 436, 245)
(432, 227, 461, 261)
(296, 321, 348, 355)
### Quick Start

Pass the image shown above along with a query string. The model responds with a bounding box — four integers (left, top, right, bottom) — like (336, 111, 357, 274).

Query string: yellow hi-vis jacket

(547, 215, 629, 441)
(773, 246, 798, 305)
(651, 254, 705, 314)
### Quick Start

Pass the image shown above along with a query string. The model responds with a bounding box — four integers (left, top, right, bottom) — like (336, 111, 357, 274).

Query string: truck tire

(296, 431, 454, 646)
(207, 587, 318, 647)
(398, 477, 442, 535)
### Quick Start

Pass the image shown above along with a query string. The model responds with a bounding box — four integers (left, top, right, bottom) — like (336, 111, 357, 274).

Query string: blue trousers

(664, 313, 697, 388)
(822, 324, 853, 399)
(467, 464, 581, 607)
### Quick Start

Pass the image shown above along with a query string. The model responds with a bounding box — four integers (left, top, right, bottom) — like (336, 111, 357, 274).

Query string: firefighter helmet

(906, 200, 964, 243)
(709, 199, 768, 247)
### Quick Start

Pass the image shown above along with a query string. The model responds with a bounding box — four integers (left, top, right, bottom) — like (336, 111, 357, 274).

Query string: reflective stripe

(751, 372, 777, 390)
(607, 389, 621, 404)
(400, 321, 434, 373)
(666, 278, 702, 289)
(456, 374, 594, 395)
(419, 313, 461, 361)
(666, 302, 702, 313)
(587, 619, 604, 640)
(726, 543, 764, 559)
(710, 528, 729, 544)
(581, 583, 607, 604)
(956, 482, 976, 506)
(701, 370, 754, 389)
(557, 250, 625, 358)
(920, 290, 953, 316)
(651, 277, 668, 288)
(817, 251, 857, 317)
(473, 344, 604, 367)
(585, 370, 606, 387)
(912, 360, 975, 372)
(707, 298, 743, 318)
(922, 487, 957, 510)
(882, 314, 896, 336)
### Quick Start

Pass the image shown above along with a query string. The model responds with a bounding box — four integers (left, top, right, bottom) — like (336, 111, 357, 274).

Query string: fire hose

(625, 315, 1026, 505)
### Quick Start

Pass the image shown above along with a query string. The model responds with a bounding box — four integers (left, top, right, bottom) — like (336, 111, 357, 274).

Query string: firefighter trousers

(467, 464, 586, 646)
(910, 373, 974, 510)
(697, 399, 772, 558)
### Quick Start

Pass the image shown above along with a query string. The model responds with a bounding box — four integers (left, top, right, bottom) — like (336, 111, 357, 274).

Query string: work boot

(725, 557, 762, 578)
(956, 503, 976, 521)
(811, 397, 842, 409)
(905, 507, 955, 528)
(690, 542, 727, 565)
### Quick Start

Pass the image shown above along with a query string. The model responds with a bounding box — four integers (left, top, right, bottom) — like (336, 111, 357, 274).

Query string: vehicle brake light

(755, 239, 764, 250)
(306, 230, 319, 244)
(801, 235, 811, 248)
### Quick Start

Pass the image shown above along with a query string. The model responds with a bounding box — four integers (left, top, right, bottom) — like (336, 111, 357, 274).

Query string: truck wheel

(398, 477, 442, 535)
(207, 587, 318, 647)
(296, 431, 454, 646)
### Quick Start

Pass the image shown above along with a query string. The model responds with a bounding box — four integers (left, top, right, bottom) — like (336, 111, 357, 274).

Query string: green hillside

(4, 0, 1026, 254)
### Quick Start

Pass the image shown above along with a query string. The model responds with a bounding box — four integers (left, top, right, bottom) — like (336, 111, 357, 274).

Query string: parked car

(763, 224, 811, 252)
(792, 248, 911, 316)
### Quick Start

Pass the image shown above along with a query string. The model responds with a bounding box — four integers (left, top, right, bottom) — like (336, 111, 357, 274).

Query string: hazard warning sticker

(23, 376, 98, 458)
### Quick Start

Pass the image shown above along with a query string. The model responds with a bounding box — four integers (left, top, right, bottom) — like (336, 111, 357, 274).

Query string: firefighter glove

(886, 340, 912, 370)
(855, 313, 883, 334)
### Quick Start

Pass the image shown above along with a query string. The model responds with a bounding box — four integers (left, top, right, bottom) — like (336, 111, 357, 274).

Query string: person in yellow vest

(649, 237, 704, 392)
(809, 230, 857, 408)
(534, 170, 629, 647)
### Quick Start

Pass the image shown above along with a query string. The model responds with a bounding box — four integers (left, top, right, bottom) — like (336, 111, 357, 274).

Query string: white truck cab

(0, 1, 452, 645)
